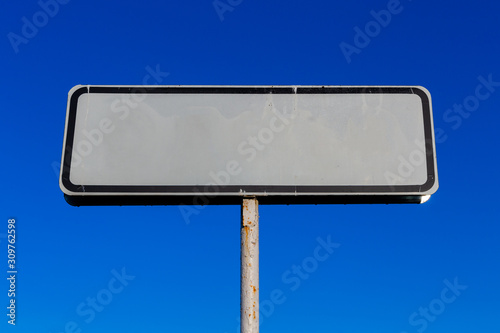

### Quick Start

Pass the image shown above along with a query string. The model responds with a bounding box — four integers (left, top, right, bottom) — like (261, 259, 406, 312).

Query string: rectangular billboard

(60, 85, 438, 205)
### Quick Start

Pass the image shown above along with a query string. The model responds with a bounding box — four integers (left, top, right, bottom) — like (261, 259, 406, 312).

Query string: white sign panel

(60, 86, 438, 205)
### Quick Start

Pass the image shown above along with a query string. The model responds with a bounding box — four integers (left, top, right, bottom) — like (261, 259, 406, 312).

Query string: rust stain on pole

(241, 197, 259, 333)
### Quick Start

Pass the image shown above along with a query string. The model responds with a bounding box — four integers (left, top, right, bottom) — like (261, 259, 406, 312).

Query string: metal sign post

(241, 197, 259, 333)
(59, 85, 439, 332)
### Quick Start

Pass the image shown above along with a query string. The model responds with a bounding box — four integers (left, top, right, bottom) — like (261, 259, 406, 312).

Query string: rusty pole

(241, 197, 259, 333)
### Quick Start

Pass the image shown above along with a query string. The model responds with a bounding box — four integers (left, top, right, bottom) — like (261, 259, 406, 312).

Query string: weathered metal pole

(241, 197, 259, 333)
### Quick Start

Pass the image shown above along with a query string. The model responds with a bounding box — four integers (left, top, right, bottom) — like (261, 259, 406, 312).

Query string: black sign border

(61, 86, 437, 206)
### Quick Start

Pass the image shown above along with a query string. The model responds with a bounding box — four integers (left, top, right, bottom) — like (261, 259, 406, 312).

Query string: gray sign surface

(60, 86, 438, 205)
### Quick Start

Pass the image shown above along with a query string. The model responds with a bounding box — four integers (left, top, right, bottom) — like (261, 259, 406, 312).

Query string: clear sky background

(1, 0, 500, 332)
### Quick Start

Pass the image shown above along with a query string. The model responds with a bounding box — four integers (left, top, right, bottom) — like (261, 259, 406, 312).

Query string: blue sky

(1, 0, 500, 332)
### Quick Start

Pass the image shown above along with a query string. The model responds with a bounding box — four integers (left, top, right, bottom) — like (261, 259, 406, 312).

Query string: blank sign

(60, 86, 438, 205)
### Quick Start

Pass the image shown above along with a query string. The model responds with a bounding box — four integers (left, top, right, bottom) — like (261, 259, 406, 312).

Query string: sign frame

(60, 85, 438, 206)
